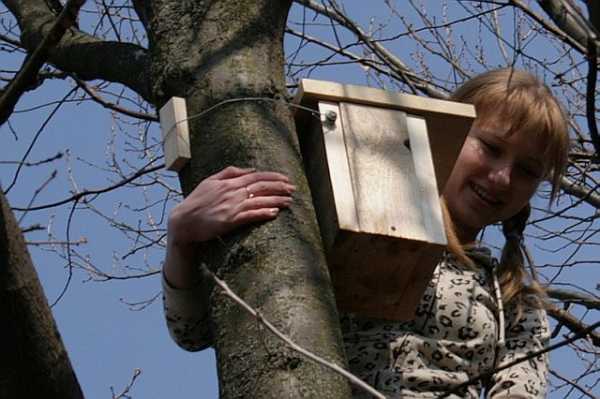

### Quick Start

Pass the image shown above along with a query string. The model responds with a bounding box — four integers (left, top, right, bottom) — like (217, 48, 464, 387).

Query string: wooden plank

(295, 79, 476, 120)
(426, 116, 472, 192)
(340, 102, 425, 240)
(406, 115, 446, 245)
(159, 97, 191, 172)
(297, 107, 340, 252)
(329, 230, 444, 320)
(318, 102, 359, 233)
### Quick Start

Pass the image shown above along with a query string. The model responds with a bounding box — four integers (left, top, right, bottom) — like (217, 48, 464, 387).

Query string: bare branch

(11, 162, 164, 212)
(201, 263, 386, 399)
(560, 176, 600, 209)
(3, 87, 77, 194)
(292, 0, 446, 97)
(511, 0, 588, 54)
(73, 77, 157, 121)
(548, 287, 600, 310)
(285, 27, 450, 98)
(585, 37, 600, 155)
(438, 319, 600, 398)
(110, 368, 142, 399)
(3, 0, 152, 101)
(549, 369, 599, 399)
(0, 0, 85, 125)
(546, 304, 600, 347)
(588, 0, 600, 34)
(537, 0, 599, 52)
(131, 0, 151, 31)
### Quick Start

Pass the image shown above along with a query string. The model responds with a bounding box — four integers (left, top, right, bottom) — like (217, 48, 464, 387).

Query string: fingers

(231, 207, 281, 226)
(231, 190, 293, 227)
(238, 195, 293, 212)
(245, 180, 295, 198)
(211, 166, 290, 185)
(210, 166, 255, 180)
(233, 171, 291, 187)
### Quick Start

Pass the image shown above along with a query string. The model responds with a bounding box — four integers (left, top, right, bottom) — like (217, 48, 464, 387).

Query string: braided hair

(498, 204, 546, 314)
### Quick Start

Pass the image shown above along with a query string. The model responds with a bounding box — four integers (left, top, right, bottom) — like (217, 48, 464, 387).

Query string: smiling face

(443, 119, 546, 243)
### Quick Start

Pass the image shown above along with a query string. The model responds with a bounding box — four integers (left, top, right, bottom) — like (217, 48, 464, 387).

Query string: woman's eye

(480, 140, 500, 155)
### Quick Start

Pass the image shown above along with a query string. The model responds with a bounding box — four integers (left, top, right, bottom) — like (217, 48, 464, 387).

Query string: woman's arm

(162, 166, 295, 350)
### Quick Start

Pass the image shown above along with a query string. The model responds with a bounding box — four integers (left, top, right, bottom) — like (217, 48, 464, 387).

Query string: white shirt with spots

(162, 248, 549, 398)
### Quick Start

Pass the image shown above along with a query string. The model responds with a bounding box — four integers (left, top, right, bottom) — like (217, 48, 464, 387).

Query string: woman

(162, 68, 570, 398)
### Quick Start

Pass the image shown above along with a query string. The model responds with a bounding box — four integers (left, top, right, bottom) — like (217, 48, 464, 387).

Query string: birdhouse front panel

(294, 79, 476, 320)
(336, 102, 446, 244)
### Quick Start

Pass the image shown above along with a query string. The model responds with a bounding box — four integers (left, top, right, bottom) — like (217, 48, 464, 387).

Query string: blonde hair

(446, 68, 570, 308)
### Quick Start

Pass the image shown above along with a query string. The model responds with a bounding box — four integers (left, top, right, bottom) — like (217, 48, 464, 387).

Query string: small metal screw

(322, 111, 337, 128)
(326, 111, 337, 122)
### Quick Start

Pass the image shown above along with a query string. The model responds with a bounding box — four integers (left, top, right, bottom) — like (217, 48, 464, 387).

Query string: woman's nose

(489, 164, 511, 189)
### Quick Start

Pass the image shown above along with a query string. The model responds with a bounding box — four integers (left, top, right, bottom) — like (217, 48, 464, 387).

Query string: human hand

(168, 166, 295, 247)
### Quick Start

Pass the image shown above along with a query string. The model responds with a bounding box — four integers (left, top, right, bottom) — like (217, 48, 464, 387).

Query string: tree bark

(148, 0, 351, 397)
(0, 191, 84, 398)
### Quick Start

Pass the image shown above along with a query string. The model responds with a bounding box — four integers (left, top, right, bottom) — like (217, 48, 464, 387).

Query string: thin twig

(11, 162, 164, 212)
(549, 369, 599, 399)
(201, 263, 387, 399)
(111, 369, 142, 399)
(73, 76, 158, 121)
(438, 320, 600, 398)
(26, 236, 87, 246)
(50, 198, 79, 307)
(18, 169, 57, 224)
(3, 87, 77, 194)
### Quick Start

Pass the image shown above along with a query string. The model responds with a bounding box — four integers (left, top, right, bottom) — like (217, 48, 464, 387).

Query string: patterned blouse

(162, 247, 549, 398)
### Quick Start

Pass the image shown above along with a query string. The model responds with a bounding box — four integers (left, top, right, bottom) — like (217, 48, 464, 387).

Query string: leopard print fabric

(341, 250, 549, 398)
(162, 274, 213, 352)
(162, 248, 549, 398)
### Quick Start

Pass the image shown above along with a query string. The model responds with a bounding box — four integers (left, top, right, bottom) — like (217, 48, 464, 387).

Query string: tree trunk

(0, 191, 84, 398)
(148, 0, 352, 397)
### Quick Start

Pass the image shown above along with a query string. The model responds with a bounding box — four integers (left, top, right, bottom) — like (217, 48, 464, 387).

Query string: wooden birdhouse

(294, 79, 476, 320)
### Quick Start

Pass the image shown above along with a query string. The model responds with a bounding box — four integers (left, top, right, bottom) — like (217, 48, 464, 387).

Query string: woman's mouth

(469, 183, 502, 207)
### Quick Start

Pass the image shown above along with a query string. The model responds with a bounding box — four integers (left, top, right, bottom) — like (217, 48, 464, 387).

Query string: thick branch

(559, 176, 600, 209)
(546, 305, 600, 347)
(131, 0, 152, 33)
(292, 0, 444, 97)
(586, 37, 600, 156)
(3, 0, 152, 102)
(285, 27, 449, 99)
(588, 0, 600, 34)
(547, 287, 600, 310)
(0, 0, 84, 125)
(511, 0, 588, 54)
(537, 0, 599, 52)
